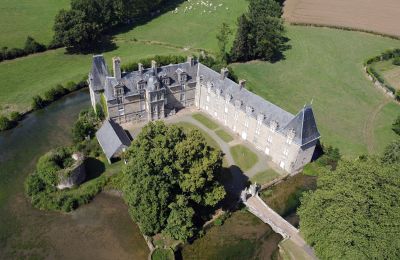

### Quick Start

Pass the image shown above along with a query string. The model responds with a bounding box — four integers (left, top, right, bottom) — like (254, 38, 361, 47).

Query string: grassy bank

(0, 0, 69, 48)
(232, 26, 400, 156)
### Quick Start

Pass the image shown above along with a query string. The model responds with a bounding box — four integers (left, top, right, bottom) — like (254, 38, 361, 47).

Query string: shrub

(0, 115, 13, 131)
(65, 81, 78, 92)
(9, 111, 22, 121)
(24, 36, 46, 54)
(44, 85, 67, 102)
(32, 95, 46, 110)
(393, 115, 400, 136)
(393, 57, 400, 66)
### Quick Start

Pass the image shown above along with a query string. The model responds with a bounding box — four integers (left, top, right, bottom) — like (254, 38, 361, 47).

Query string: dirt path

(363, 98, 391, 154)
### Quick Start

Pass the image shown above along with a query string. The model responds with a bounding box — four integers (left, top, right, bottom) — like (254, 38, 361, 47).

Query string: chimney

(151, 60, 157, 72)
(239, 80, 246, 89)
(221, 68, 229, 80)
(187, 56, 194, 66)
(138, 63, 144, 73)
(112, 57, 121, 80)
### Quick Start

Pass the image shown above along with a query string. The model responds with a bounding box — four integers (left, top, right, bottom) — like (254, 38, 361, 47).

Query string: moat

(0, 89, 314, 259)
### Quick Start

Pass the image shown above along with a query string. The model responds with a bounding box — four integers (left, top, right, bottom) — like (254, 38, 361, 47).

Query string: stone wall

(57, 153, 86, 190)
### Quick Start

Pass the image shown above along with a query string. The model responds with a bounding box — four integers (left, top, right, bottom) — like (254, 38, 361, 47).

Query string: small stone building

(89, 55, 321, 173)
(96, 119, 131, 163)
(57, 152, 86, 190)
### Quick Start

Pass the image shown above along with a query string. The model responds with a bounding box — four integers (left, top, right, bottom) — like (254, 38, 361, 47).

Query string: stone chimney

(239, 80, 246, 89)
(112, 57, 121, 80)
(221, 68, 229, 80)
(187, 56, 194, 66)
(151, 60, 157, 72)
(138, 63, 144, 73)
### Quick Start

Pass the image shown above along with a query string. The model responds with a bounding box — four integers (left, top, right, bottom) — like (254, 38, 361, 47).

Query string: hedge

(0, 36, 53, 62)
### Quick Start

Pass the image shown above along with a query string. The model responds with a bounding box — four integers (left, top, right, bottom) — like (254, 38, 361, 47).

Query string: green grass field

(251, 169, 280, 185)
(0, 0, 70, 48)
(192, 113, 219, 130)
(371, 59, 400, 90)
(215, 129, 234, 143)
(232, 26, 400, 157)
(230, 145, 259, 171)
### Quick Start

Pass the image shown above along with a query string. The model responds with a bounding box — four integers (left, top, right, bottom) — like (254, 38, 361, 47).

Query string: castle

(89, 55, 320, 173)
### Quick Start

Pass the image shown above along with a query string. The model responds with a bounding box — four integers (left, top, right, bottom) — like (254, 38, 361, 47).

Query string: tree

(32, 95, 46, 110)
(298, 158, 400, 259)
(230, 0, 287, 62)
(381, 140, 400, 165)
(122, 121, 226, 239)
(393, 115, 400, 136)
(24, 36, 46, 54)
(72, 109, 99, 142)
(0, 116, 12, 131)
(216, 22, 232, 63)
(230, 15, 252, 62)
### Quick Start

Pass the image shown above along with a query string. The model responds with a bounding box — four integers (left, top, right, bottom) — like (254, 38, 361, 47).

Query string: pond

(0, 90, 148, 259)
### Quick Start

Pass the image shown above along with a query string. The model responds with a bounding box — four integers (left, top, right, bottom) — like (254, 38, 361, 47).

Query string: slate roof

(96, 119, 131, 160)
(89, 55, 109, 91)
(281, 105, 320, 146)
(197, 63, 294, 128)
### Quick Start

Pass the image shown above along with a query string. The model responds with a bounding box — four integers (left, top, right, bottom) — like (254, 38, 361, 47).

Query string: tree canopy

(230, 0, 287, 62)
(122, 121, 226, 240)
(298, 158, 400, 259)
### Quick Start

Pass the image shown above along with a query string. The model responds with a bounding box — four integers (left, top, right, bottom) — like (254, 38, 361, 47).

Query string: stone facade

(57, 153, 86, 190)
(89, 55, 320, 173)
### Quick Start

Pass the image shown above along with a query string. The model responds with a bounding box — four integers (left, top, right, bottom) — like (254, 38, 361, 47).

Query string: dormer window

(270, 120, 278, 132)
(114, 85, 123, 97)
(246, 106, 254, 115)
(162, 77, 170, 86)
(235, 100, 242, 109)
(137, 80, 146, 90)
(286, 129, 296, 144)
(180, 74, 187, 82)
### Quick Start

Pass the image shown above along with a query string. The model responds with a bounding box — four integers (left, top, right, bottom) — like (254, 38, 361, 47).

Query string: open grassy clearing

(230, 145, 259, 171)
(232, 26, 400, 157)
(215, 129, 233, 143)
(192, 113, 219, 130)
(371, 60, 400, 90)
(115, 0, 247, 53)
(251, 169, 280, 185)
(0, 0, 69, 48)
(283, 0, 400, 38)
(0, 43, 191, 114)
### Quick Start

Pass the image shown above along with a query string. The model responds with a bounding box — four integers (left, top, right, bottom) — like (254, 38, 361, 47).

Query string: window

(225, 106, 228, 113)
(207, 87, 211, 94)
(244, 120, 249, 128)
(117, 97, 123, 104)
(206, 95, 210, 102)
(265, 147, 270, 155)
(283, 148, 289, 156)
(280, 161, 285, 169)
(162, 77, 169, 85)
(267, 136, 272, 144)
(180, 93, 185, 101)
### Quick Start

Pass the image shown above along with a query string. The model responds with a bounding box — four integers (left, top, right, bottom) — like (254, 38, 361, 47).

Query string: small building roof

(90, 55, 109, 92)
(96, 119, 131, 160)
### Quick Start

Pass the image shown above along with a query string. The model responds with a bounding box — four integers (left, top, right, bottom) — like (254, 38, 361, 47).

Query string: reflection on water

(0, 90, 148, 259)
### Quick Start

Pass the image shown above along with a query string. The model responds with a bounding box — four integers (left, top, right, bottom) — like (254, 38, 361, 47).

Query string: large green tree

(122, 122, 226, 239)
(381, 139, 400, 165)
(298, 158, 400, 259)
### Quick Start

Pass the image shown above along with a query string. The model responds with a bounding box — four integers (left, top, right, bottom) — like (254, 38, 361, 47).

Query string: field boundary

(288, 22, 400, 41)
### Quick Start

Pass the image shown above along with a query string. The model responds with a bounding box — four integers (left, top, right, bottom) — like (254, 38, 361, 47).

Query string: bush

(65, 81, 78, 92)
(44, 85, 68, 102)
(393, 57, 400, 66)
(32, 95, 47, 110)
(24, 36, 46, 54)
(9, 111, 22, 121)
(0, 115, 13, 131)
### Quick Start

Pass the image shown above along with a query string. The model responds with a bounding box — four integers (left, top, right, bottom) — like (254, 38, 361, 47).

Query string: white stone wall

(195, 81, 312, 174)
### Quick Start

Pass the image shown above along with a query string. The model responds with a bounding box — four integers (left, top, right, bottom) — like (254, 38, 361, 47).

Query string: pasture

(232, 26, 400, 157)
(0, 0, 69, 48)
(283, 0, 400, 38)
(371, 60, 400, 90)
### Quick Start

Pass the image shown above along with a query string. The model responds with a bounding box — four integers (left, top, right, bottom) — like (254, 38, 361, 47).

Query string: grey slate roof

(96, 119, 131, 160)
(90, 55, 109, 91)
(281, 105, 320, 146)
(197, 63, 294, 128)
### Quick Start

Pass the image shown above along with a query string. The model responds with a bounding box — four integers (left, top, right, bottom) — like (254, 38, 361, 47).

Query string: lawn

(215, 129, 234, 143)
(230, 145, 259, 171)
(192, 113, 219, 130)
(232, 25, 400, 157)
(250, 169, 280, 185)
(371, 59, 400, 90)
(0, 0, 69, 48)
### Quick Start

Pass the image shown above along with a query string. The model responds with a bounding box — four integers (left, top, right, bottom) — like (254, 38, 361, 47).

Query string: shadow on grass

(85, 157, 106, 181)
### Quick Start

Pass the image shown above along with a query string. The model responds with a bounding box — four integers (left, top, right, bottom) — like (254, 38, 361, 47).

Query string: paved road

(246, 195, 317, 259)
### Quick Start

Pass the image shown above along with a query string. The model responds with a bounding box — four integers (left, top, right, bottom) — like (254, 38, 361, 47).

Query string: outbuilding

(96, 119, 131, 163)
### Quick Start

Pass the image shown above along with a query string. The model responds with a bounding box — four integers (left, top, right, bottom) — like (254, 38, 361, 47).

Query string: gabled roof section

(96, 119, 131, 160)
(281, 105, 320, 146)
(90, 55, 109, 91)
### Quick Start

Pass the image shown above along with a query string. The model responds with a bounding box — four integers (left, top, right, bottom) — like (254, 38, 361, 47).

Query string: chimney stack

(112, 57, 121, 80)
(221, 68, 229, 80)
(151, 60, 157, 72)
(239, 80, 246, 89)
(138, 63, 144, 73)
(187, 56, 194, 66)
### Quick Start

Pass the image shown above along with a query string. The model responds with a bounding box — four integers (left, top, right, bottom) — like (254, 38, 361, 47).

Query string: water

(0, 90, 148, 259)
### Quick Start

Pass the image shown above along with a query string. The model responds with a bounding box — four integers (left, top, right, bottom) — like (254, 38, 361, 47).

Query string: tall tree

(392, 115, 400, 136)
(298, 158, 400, 259)
(122, 122, 226, 239)
(381, 139, 400, 165)
(230, 14, 252, 62)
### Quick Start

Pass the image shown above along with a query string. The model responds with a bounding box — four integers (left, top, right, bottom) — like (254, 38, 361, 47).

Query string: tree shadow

(219, 165, 250, 211)
(84, 157, 106, 181)
(65, 35, 118, 55)
(270, 36, 292, 63)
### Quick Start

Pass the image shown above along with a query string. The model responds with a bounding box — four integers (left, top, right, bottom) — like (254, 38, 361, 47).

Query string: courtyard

(123, 108, 285, 193)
